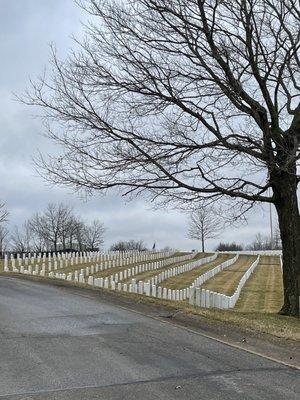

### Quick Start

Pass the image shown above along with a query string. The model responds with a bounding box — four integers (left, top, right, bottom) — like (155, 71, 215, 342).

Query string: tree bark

(273, 172, 300, 317)
(201, 233, 205, 253)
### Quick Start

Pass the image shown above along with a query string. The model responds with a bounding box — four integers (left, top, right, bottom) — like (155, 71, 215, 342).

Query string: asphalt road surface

(0, 277, 299, 400)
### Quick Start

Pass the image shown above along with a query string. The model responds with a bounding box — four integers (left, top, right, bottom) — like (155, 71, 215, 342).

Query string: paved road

(0, 277, 299, 399)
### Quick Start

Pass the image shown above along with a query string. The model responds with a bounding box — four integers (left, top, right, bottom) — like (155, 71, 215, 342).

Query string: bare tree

(273, 229, 282, 250)
(247, 233, 270, 251)
(73, 218, 87, 251)
(28, 203, 73, 251)
(216, 242, 244, 252)
(24, 1, 300, 315)
(9, 204, 105, 253)
(188, 208, 222, 252)
(84, 219, 105, 250)
(64, 215, 82, 250)
(0, 202, 9, 257)
(0, 202, 8, 224)
(110, 240, 148, 252)
(0, 225, 9, 256)
(58, 206, 75, 250)
(10, 222, 32, 253)
(246, 230, 282, 251)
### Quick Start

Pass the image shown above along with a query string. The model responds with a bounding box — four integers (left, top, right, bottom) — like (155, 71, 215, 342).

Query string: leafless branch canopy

(188, 207, 222, 251)
(21, 203, 105, 252)
(23, 0, 300, 215)
(0, 202, 9, 224)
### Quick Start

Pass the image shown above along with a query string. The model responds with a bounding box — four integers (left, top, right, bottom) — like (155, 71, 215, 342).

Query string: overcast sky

(0, 0, 274, 251)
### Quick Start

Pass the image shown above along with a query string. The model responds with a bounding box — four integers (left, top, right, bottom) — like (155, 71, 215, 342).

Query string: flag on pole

(152, 242, 156, 250)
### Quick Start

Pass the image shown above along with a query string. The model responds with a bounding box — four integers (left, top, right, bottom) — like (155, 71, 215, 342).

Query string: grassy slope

(201, 255, 257, 296)
(122, 252, 211, 284)
(235, 256, 283, 313)
(161, 253, 232, 289)
(89, 252, 190, 279)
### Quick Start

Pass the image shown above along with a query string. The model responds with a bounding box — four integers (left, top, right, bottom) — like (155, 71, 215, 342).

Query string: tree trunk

(62, 235, 66, 251)
(201, 233, 205, 253)
(273, 172, 300, 317)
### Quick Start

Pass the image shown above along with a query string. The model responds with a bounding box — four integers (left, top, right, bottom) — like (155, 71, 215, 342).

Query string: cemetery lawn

(201, 255, 257, 296)
(235, 256, 283, 313)
(122, 252, 210, 284)
(161, 253, 232, 290)
(54, 253, 185, 277)
(185, 304, 300, 341)
(90, 253, 186, 280)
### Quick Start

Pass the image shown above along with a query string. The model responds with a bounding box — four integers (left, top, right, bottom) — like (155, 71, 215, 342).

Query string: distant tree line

(215, 231, 282, 252)
(110, 240, 148, 252)
(215, 242, 244, 252)
(187, 207, 282, 253)
(9, 203, 105, 253)
(0, 201, 164, 256)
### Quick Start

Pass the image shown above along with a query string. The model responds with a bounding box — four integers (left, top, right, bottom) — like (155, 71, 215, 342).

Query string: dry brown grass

(161, 254, 232, 289)
(89, 252, 187, 279)
(202, 255, 257, 296)
(122, 252, 211, 284)
(235, 256, 283, 313)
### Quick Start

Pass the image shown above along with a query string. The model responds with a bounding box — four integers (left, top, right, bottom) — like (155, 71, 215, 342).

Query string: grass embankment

(235, 256, 283, 313)
(161, 253, 232, 290)
(95, 285, 298, 341)
(122, 252, 210, 284)
(201, 255, 257, 296)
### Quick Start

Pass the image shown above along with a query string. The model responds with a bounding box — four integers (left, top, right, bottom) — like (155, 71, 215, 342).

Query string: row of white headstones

(82, 253, 260, 309)
(14, 252, 196, 283)
(85, 252, 219, 301)
(189, 255, 260, 309)
(3, 251, 261, 310)
(3, 250, 174, 273)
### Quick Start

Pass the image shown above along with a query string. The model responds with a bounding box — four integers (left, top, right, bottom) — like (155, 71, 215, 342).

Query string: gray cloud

(0, 0, 274, 250)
